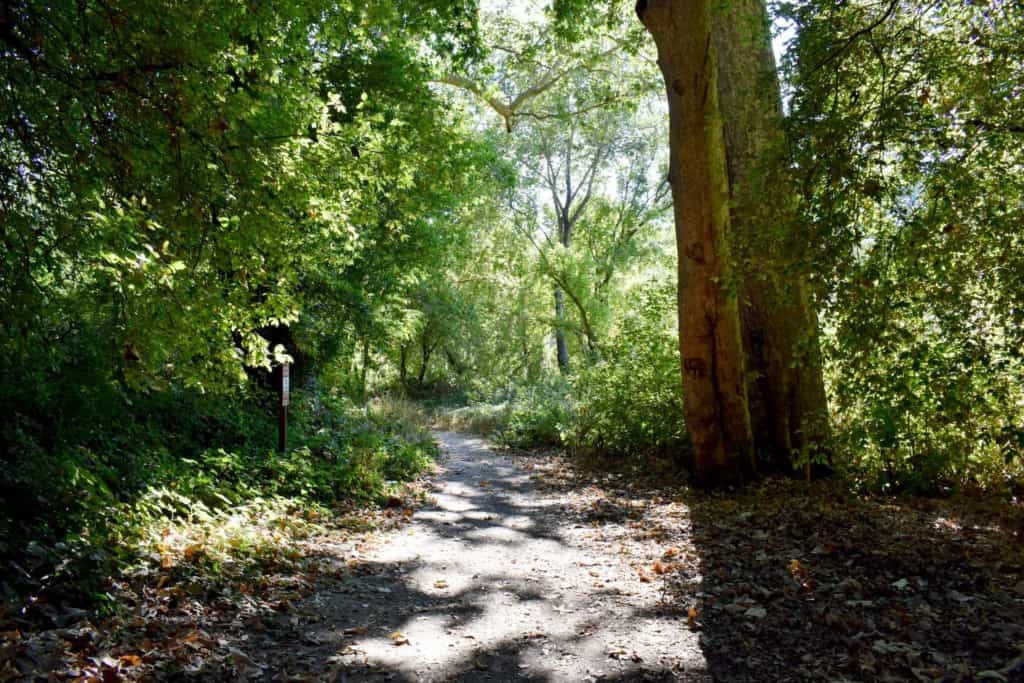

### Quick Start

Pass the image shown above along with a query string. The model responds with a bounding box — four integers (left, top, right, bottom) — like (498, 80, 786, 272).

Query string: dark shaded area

(685, 482, 1024, 682)
(528, 453, 1024, 680)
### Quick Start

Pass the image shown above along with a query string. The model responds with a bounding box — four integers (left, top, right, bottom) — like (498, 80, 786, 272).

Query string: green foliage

(0, 389, 436, 604)
(569, 282, 685, 458)
(410, 8, 681, 464)
(433, 403, 511, 436)
(4, 0, 1023, 625)
(0, 0, 490, 408)
(779, 0, 1024, 492)
(495, 379, 574, 449)
(455, 281, 684, 462)
(0, 0, 473, 604)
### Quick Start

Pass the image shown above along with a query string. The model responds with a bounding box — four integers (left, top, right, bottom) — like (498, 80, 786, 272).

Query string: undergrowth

(0, 387, 437, 615)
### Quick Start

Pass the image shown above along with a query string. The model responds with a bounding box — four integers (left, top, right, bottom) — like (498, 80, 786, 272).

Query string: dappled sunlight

(4, 0, 1022, 679)
(252, 431, 710, 680)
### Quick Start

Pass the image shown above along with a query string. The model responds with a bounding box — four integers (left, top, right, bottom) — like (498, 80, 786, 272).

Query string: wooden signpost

(279, 362, 289, 452)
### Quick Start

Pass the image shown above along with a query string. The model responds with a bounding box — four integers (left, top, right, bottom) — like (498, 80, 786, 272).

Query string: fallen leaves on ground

(0, 480, 434, 681)
(529, 451, 1024, 682)
(3, 449, 1021, 682)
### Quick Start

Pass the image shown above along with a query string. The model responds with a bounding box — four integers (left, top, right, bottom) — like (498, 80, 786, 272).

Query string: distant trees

(435, 11, 668, 376)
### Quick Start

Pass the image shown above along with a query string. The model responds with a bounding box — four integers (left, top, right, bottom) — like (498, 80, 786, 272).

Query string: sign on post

(278, 363, 290, 452)
(281, 363, 290, 406)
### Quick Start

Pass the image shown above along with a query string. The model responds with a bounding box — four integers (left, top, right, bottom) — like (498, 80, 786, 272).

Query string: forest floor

(3, 431, 1024, 681)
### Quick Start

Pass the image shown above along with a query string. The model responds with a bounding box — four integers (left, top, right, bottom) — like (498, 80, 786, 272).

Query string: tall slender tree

(436, 11, 662, 373)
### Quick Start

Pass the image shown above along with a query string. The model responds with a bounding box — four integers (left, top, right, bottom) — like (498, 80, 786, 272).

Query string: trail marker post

(279, 362, 290, 452)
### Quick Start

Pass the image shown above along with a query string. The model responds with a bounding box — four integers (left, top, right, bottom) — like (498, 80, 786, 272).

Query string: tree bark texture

(637, 0, 830, 484)
(554, 285, 571, 372)
(418, 338, 432, 385)
(712, 0, 830, 468)
(637, 0, 755, 486)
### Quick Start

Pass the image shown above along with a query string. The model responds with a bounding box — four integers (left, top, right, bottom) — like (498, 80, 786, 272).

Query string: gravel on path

(289, 431, 707, 681)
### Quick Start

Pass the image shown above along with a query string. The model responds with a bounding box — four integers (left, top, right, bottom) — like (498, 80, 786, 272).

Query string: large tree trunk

(637, 0, 830, 484)
(637, 0, 755, 486)
(712, 0, 830, 469)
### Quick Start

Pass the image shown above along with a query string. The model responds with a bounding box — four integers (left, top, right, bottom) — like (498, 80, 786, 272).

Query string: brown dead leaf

(160, 555, 175, 570)
(178, 630, 214, 652)
(687, 605, 700, 631)
(652, 560, 677, 575)
(434, 580, 449, 589)
(183, 544, 205, 563)
(343, 626, 368, 636)
(390, 631, 410, 646)
(119, 655, 142, 667)
(637, 569, 652, 583)
(663, 547, 680, 559)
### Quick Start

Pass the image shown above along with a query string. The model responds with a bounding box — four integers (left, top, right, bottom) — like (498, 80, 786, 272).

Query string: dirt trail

(287, 431, 706, 681)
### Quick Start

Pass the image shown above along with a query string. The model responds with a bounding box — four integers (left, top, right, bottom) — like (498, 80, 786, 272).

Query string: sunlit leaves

(0, 0, 490, 404)
(780, 0, 1024, 490)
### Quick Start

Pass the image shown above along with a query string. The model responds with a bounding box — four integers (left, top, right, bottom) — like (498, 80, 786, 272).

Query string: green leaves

(0, 0, 492, 402)
(781, 0, 1024, 491)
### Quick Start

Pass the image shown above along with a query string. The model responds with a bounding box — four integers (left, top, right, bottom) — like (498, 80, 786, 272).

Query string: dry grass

(431, 403, 510, 435)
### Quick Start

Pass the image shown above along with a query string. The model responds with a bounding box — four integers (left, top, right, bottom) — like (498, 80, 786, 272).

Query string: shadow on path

(165, 432, 1022, 681)
(253, 431, 708, 681)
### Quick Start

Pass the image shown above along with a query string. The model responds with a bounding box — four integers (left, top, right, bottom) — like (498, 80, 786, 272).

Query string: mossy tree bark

(712, 0, 830, 469)
(637, 0, 830, 484)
